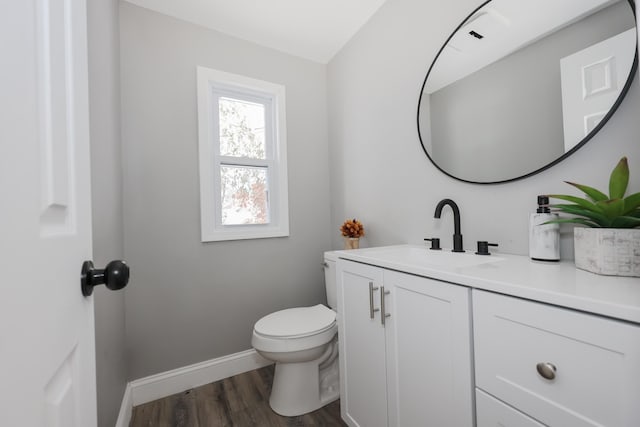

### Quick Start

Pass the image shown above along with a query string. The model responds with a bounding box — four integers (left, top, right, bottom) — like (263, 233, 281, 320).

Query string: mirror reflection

(418, 0, 637, 183)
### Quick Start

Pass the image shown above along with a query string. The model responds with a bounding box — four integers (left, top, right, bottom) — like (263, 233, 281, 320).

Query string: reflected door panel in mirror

(417, 0, 637, 184)
(560, 28, 636, 151)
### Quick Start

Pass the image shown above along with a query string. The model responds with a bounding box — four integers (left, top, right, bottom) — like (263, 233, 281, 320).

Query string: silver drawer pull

(536, 362, 557, 380)
(369, 282, 380, 319)
(380, 286, 391, 326)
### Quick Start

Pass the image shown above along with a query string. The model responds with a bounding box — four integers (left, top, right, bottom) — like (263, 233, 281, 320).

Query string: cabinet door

(337, 260, 387, 427)
(384, 271, 474, 427)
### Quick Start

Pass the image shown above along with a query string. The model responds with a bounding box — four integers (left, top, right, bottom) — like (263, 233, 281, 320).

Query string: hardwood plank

(168, 390, 199, 427)
(130, 400, 162, 427)
(130, 365, 347, 427)
(193, 381, 233, 426)
(245, 366, 273, 402)
(226, 367, 265, 413)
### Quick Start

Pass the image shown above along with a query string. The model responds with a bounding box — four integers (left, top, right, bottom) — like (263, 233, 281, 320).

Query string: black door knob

(81, 260, 130, 296)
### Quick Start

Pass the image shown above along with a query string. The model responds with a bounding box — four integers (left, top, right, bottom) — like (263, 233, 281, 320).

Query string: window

(197, 67, 289, 241)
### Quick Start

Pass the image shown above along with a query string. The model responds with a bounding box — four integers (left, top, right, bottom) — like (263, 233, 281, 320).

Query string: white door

(1, 0, 97, 426)
(560, 28, 636, 152)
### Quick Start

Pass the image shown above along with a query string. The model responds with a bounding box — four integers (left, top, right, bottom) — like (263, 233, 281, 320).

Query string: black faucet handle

(476, 241, 498, 256)
(424, 238, 442, 250)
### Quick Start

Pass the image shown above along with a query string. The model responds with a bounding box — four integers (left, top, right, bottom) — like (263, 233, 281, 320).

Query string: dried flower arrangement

(340, 218, 365, 238)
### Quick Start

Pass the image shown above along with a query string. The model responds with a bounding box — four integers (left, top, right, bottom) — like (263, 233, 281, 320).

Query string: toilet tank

(323, 251, 339, 310)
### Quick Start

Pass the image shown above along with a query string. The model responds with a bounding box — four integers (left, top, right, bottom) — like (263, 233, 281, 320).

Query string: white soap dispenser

(529, 195, 560, 261)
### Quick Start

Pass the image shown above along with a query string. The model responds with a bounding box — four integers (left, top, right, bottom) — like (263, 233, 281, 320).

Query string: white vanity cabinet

(337, 259, 475, 427)
(473, 290, 640, 427)
(336, 245, 640, 427)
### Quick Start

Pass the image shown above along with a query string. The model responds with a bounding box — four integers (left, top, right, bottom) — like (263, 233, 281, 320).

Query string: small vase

(344, 237, 360, 250)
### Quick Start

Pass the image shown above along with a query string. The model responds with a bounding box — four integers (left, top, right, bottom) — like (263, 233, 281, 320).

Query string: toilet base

(268, 340, 340, 417)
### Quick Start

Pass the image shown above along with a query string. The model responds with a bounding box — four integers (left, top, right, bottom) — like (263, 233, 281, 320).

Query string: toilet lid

(254, 304, 336, 338)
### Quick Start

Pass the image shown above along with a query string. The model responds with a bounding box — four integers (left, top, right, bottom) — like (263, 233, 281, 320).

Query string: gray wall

(327, 0, 640, 258)
(87, 0, 127, 426)
(120, 3, 332, 379)
(428, 2, 633, 182)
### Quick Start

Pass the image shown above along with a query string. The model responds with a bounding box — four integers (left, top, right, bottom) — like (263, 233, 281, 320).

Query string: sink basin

(365, 246, 504, 269)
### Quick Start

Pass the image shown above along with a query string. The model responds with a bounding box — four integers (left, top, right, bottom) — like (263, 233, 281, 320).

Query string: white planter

(574, 228, 640, 277)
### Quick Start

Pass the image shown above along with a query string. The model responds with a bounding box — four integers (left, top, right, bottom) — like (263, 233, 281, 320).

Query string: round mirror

(417, 0, 638, 184)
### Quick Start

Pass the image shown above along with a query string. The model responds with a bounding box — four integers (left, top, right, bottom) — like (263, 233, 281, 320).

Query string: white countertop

(336, 244, 640, 324)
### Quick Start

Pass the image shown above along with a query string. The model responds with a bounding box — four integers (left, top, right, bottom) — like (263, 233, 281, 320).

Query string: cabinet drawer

(476, 389, 544, 427)
(473, 290, 640, 427)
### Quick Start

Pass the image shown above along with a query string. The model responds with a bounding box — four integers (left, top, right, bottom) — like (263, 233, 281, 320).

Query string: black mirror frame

(417, 0, 638, 185)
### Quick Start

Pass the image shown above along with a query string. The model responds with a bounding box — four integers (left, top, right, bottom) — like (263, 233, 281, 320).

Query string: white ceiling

(123, 0, 388, 63)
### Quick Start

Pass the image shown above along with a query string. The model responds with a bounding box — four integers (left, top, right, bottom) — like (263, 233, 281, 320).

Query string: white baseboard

(115, 349, 271, 424)
(114, 383, 132, 427)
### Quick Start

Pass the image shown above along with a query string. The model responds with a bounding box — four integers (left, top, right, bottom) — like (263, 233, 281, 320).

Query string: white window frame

(197, 66, 289, 242)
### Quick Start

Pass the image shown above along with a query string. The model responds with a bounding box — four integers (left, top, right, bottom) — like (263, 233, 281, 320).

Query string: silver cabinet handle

(369, 282, 380, 319)
(380, 286, 391, 326)
(536, 362, 557, 380)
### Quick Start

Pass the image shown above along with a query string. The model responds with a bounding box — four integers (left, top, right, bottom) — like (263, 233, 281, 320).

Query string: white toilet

(251, 251, 340, 416)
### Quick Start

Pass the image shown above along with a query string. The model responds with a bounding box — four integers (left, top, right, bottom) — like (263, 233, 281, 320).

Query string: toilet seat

(254, 304, 336, 338)
(252, 305, 337, 353)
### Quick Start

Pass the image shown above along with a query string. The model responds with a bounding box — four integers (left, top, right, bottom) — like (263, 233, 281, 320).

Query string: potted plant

(548, 156, 640, 276)
(340, 218, 365, 250)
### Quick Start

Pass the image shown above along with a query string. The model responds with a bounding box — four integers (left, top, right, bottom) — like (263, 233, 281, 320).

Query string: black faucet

(434, 199, 464, 252)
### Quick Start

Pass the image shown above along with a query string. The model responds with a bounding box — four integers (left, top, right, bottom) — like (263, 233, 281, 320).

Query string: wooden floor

(130, 365, 347, 426)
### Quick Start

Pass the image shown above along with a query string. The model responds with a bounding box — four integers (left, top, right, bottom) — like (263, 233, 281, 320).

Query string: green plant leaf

(610, 216, 640, 228)
(597, 198, 625, 218)
(550, 204, 610, 227)
(564, 181, 608, 202)
(623, 192, 640, 214)
(548, 195, 604, 213)
(609, 157, 629, 199)
(549, 156, 638, 228)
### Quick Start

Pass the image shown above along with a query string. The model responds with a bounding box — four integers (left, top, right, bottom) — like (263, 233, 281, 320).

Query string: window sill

(201, 226, 289, 242)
